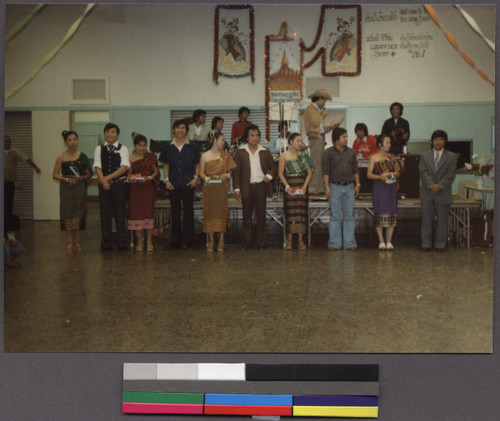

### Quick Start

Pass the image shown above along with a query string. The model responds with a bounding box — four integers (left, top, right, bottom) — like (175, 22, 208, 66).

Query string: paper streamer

(424, 4, 494, 87)
(455, 5, 494, 52)
(6, 4, 45, 43)
(6, 4, 96, 100)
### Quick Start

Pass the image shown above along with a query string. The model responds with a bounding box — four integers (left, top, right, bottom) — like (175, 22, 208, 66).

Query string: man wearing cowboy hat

(304, 89, 339, 194)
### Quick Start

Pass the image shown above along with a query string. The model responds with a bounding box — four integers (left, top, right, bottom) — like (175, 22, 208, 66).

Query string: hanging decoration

(424, 4, 494, 87)
(300, 5, 361, 77)
(213, 5, 255, 84)
(265, 20, 302, 140)
(6, 4, 45, 43)
(6, 3, 96, 100)
(454, 5, 494, 52)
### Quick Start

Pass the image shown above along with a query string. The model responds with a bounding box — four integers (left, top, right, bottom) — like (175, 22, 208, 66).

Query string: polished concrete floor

(3, 206, 493, 353)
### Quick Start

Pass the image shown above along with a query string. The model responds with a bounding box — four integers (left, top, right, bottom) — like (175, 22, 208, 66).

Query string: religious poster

(213, 5, 255, 84)
(301, 5, 362, 77)
(265, 21, 302, 140)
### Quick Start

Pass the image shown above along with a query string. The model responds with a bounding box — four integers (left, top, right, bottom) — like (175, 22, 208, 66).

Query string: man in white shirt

(233, 125, 276, 249)
(94, 123, 130, 251)
(419, 129, 457, 252)
(188, 109, 211, 141)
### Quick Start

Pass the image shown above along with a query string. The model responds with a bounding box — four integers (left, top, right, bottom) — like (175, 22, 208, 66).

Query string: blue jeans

(328, 183, 357, 249)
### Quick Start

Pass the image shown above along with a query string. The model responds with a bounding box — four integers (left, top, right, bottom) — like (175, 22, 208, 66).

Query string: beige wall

(32, 111, 70, 220)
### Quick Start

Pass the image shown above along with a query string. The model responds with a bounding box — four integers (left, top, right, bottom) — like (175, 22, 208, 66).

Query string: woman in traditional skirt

(52, 131, 92, 253)
(278, 132, 314, 250)
(200, 131, 237, 252)
(367, 134, 403, 250)
(127, 133, 159, 251)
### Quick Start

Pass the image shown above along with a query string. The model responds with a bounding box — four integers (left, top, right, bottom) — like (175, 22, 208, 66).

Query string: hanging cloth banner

(299, 5, 361, 77)
(6, 4, 96, 100)
(455, 5, 495, 52)
(264, 20, 302, 141)
(424, 4, 494, 87)
(6, 4, 45, 43)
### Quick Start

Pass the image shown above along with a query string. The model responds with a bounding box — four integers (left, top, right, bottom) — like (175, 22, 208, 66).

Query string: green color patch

(123, 391, 204, 404)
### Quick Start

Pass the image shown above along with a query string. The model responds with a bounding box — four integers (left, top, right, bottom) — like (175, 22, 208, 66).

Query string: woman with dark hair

(200, 131, 236, 251)
(352, 123, 378, 158)
(367, 134, 403, 250)
(127, 133, 159, 251)
(278, 132, 314, 250)
(211, 116, 225, 132)
(52, 130, 92, 253)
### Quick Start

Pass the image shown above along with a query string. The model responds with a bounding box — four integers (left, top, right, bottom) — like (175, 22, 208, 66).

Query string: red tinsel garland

(300, 5, 362, 77)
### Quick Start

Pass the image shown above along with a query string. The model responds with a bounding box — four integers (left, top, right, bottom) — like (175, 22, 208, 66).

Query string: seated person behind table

(352, 123, 378, 158)
(261, 121, 290, 155)
(188, 109, 211, 141)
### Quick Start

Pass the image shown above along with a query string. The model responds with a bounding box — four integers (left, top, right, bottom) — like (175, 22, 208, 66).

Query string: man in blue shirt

(159, 119, 201, 249)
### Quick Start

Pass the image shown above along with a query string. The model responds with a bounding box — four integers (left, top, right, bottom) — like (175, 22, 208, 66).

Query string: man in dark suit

(381, 102, 410, 155)
(233, 124, 276, 249)
(419, 129, 457, 252)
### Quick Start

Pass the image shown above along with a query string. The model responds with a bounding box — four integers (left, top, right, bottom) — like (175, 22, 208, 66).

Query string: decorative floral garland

(299, 5, 362, 77)
(213, 4, 255, 84)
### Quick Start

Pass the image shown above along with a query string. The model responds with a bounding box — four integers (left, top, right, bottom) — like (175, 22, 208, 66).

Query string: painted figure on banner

(218, 14, 250, 77)
(329, 17, 357, 62)
(219, 18, 246, 62)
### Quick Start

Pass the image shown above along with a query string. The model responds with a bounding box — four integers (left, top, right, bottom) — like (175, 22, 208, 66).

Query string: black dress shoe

(100, 246, 112, 252)
(421, 247, 432, 252)
(118, 245, 129, 251)
(435, 248, 445, 253)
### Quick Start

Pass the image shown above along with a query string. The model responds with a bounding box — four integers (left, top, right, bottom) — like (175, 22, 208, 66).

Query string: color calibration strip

(123, 363, 379, 418)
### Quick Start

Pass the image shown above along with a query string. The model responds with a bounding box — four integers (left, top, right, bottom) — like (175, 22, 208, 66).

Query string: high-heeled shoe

(285, 242, 292, 250)
(207, 242, 214, 252)
(67, 243, 74, 253)
(147, 243, 154, 252)
(298, 242, 307, 250)
(136, 243, 144, 251)
(74, 242, 82, 253)
(217, 241, 224, 252)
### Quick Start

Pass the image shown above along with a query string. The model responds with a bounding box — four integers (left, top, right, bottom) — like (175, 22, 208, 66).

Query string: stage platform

(153, 195, 481, 248)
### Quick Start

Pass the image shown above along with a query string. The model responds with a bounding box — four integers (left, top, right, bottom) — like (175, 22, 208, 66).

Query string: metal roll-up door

(4, 111, 34, 219)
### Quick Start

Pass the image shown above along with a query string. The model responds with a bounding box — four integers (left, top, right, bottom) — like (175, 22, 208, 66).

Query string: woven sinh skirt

(284, 174, 309, 234)
(372, 180, 397, 227)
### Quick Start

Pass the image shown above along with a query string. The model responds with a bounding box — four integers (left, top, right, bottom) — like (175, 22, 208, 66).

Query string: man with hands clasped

(322, 127, 360, 251)
(159, 119, 201, 250)
(94, 123, 130, 251)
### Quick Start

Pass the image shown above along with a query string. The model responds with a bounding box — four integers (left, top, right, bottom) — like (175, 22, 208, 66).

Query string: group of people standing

(7, 96, 456, 256)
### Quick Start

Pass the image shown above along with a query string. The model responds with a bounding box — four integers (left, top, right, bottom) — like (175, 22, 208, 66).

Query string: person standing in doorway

(4, 135, 41, 215)
(94, 123, 130, 251)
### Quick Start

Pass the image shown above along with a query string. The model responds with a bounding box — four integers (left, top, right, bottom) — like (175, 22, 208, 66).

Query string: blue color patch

(204, 394, 293, 406)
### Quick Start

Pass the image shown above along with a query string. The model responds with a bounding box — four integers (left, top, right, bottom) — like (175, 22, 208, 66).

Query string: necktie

(108, 145, 114, 153)
(435, 153, 440, 169)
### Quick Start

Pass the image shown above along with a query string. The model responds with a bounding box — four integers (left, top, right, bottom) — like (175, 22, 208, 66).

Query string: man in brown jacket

(233, 124, 276, 249)
(304, 89, 337, 194)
